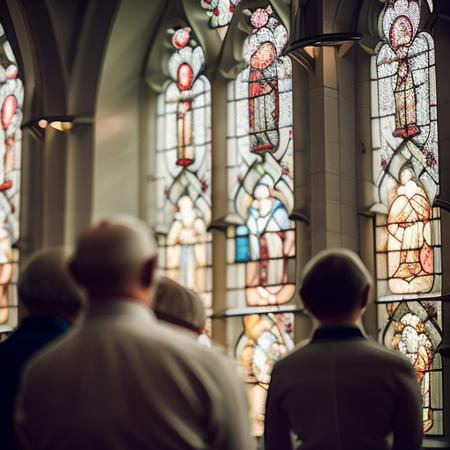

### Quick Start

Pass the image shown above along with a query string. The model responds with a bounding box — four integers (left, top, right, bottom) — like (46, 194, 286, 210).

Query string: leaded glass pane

(155, 27, 212, 321)
(235, 313, 294, 436)
(200, 0, 241, 39)
(371, 0, 442, 434)
(378, 301, 443, 434)
(0, 25, 23, 333)
(226, 6, 295, 437)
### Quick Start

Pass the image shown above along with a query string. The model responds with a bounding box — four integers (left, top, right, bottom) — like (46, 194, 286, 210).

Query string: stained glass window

(0, 24, 23, 333)
(200, 0, 241, 39)
(155, 27, 212, 319)
(371, 0, 442, 434)
(226, 6, 295, 436)
(236, 313, 293, 436)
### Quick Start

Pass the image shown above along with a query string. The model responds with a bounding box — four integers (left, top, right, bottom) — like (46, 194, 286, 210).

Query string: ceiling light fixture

(284, 32, 362, 70)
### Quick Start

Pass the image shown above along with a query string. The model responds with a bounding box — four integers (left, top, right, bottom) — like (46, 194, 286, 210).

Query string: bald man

(264, 249, 422, 450)
(15, 216, 254, 450)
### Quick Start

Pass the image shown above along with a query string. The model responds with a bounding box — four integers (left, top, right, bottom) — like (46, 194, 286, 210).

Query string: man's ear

(140, 256, 158, 288)
(361, 284, 370, 310)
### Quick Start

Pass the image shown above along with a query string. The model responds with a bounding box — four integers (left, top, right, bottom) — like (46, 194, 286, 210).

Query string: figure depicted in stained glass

(245, 6, 288, 155)
(227, 5, 295, 309)
(380, 0, 422, 138)
(167, 27, 206, 166)
(236, 314, 293, 436)
(237, 181, 295, 306)
(166, 195, 207, 293)
(387, 301, 440, 432)
(387, 167, 433, 294)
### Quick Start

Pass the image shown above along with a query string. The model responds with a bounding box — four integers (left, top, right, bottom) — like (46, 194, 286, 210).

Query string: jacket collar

(312, 324, 366, 341)
(17, 315, 71, 333)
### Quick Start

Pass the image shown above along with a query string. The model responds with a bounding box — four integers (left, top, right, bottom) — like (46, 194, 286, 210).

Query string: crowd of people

(0, 215, 423, 450)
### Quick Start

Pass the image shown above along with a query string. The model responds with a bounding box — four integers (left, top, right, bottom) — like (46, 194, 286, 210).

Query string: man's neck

(317, 315, 363, 328)
(319, 321, 359, 328)
(317, 311, 363, 328)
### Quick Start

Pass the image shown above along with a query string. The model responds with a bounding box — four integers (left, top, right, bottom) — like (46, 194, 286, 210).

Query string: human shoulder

(274, 336, 413, 371)
(0, 334, 14, 353)
(272, 337, 312, 372)
(157, 323, 236, 370)
(362, 338, 415, 371)
(20, 326, 78, 379)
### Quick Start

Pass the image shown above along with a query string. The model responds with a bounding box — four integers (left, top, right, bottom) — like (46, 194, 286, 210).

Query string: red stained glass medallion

(2, 96, 16, 131)
(172, 28, 190, 49)
(177, 63, 193, 91)
(389, 15, 414, 50)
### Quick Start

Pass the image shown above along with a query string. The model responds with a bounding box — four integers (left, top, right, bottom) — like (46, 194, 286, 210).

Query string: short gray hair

(300, 249, 373, 320)
(69, 215, 157, 288)
(153, 277, 206, 333)
(19, 248, 85, 318)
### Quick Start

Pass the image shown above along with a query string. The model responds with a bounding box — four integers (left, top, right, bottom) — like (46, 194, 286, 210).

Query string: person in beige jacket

(264, 249, 422, 450)
(15, 216, 255, 450)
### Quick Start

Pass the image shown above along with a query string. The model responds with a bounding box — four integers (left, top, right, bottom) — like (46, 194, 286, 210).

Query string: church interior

(0, 0, 450, 448)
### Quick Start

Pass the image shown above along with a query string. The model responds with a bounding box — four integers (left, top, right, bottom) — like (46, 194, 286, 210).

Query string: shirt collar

(86, 298, 156, 323)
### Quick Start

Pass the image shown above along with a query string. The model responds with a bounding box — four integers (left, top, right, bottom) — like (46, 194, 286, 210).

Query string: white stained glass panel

(154, 27, 212, 325)
(0, 24, 23, 332)
(200, 0, 241, 32)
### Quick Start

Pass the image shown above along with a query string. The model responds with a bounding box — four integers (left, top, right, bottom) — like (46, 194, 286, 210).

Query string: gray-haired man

(265, 249, 422, 450)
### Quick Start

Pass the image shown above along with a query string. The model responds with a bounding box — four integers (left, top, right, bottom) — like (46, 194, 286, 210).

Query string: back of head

(300, 249, 372, 321)
(18, 248, 85, 321)
(153, 277, 206, 334)
(68, 215, 157, 297)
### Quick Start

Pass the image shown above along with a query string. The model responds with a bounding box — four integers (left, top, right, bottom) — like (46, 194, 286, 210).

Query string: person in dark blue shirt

(0, 249, 85, 450)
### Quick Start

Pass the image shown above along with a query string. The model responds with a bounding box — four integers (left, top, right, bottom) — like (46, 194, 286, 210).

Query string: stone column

(210, 73, 228, 348)
(309, 44, 358, 254)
